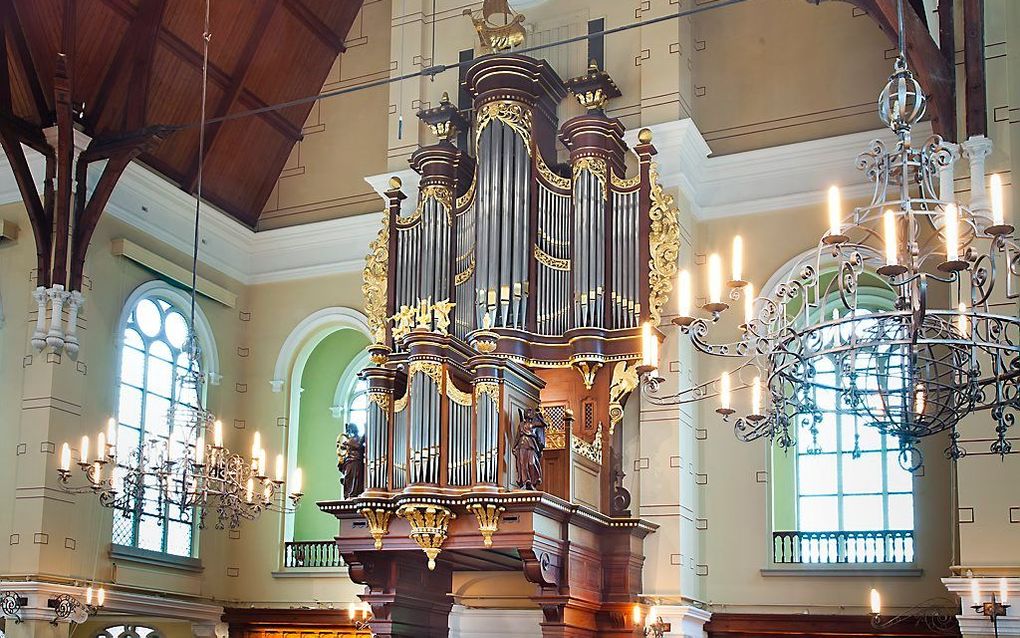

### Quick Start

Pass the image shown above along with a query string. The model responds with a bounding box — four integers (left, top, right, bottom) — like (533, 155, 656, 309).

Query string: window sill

(110, 544, 203, 572)
(762, 564, 922, 577)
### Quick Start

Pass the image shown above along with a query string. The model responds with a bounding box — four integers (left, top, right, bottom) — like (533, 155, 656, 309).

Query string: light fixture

(640, 0, 1018, 469)
(1, 590, 28, 624)
(54, 0, 302, 530)
(348, 601, 374, 634)
(867, 588, 958, 634)
(642, 605, 670, 637)
(969, 580, 1011, 638)
(47, 585, 105, 626)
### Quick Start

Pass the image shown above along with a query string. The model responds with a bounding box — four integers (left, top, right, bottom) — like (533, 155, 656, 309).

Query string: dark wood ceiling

(2, 0, 364, 228)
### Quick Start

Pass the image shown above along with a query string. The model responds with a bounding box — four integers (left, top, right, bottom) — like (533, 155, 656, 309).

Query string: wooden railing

(772, 530, 914, 564)
(284, 541, 343, 568)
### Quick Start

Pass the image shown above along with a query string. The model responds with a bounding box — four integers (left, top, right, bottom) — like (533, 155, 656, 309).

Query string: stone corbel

(63, 290, 84, 360)
(962, 135, 993, 216)
(45, 285, 70, 353)
(31, 286, 48, 351)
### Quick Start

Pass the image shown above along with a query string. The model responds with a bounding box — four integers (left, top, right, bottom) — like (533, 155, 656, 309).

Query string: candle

(632, 604, 642, 626)
(720, 372, 731, 411)
(86, 586, 94, 606)
(884, 210, 898, 267)
(944, 203, 959, 262)
(96, 432, 106, 462)
(744, 284, 755, 326)
(252, 431, 262, 459)
(828, 186, 841, 236)
(91, 461, 102, 484)
(752, 376, 762, 415)
(647, 606, 658, 626)
(349, 602, 357, 620)
(80, 435, 90, 464)
(678, 269, 692, 317)
(971, 579, 981, 607)
(991, 174, 1004, 226)
(957, 302, 969, 337)
(96, 587, 105, 607)
(708, 253, 723, 304)
(195, 435, 205, 465)
(1001, 578, 1008, 604)
(292, 467, 303, 495)
(641, 322, 658, 370)
(870, 588, 881, 615)
(245, 477, 254, 503)
(259, 449, 268, 478)
(60, 442, 71, 472)
(213, 420, 223, 448)
(275, 454, 285, 482)
(732, 235, 743, 282)
(915, 385, 926, 416)
(106, 417, 117, 452)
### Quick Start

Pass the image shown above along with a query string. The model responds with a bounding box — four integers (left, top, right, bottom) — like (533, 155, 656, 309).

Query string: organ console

(321, 53, 680, 638)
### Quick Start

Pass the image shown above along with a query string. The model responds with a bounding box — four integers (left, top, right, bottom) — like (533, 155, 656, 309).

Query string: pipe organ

(331, 57, 676, 634)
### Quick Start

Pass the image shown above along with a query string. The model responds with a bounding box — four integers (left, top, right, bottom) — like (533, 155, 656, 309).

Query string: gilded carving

(536, 152, 570, 189)
(608, 361, 639, 430)
(408, 360, 444, 386)
(574, 361, 602, 391)
(445, 373, 473, 406)
(396, 503, 455, 570)
(572, 157, 608, 200)
(463, 1, 526, 53)
(359, 507, 392, 550)
(368, 392, 392, 412)
(456, 175, 476, 209)
(533, 245, 570, 271)
(394, 390, 409, 413)
(455, 256, 475, 286)
(572, 422, 603, 465)
(474, 381, 500, 403)
(476, 100, 533, 155)
(432, 299, 455, 335)
(362, 209, 389, 342)
(466, 502, 505, 548)
(390, 305, 415, 341)
(611, 170, 641, 190)
(648, 161, 681, 325)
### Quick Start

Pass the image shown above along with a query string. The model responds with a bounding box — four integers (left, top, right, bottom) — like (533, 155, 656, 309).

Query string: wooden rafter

(962, 0, 985, 138)
(184, 0, 282, 193)
(3, 1, 50, 123)
(0, 123, 51, 285)
(823, 0, 957, 141)
(283, 0, 348, 52)
(52, 55, 73, 287)
(88, 0, 167, 130)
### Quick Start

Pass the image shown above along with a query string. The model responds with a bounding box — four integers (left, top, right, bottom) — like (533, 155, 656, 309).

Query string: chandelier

(55, 1, 301, 530)
(57, 341, 303, 529)
(641, 1, 1017, 470)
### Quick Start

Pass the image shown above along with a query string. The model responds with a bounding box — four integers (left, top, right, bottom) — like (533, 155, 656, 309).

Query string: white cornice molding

(0, 122, 933, 286)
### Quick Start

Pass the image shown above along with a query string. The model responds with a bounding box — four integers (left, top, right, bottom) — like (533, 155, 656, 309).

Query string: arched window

(95, 625, 162, 638)
(332, 350, 371, 436)
(771, 271, 915, 565)
(112, 284, 213, 558)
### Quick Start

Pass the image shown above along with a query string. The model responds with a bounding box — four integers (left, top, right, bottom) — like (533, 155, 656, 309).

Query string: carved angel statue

(432, 299, 456, 335)
(513, 407, 547, 490)
(336, 425, 365, 499)
(391, 305, 415, 340)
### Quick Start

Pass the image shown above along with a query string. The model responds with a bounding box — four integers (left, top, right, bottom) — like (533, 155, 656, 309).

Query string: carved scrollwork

(536, 152, 570, 189)
(571, 422, 603, 465)
(647, 161, 681, 325)
(445, 373, 473, 406)
(475, 100, 533, 155)
(572, 156, 608, 200)
(362, 209, 389, 343)
(534, 245, 570, 271)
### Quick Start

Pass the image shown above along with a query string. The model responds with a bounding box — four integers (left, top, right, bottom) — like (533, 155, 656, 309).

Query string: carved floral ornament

(396, 503, 456, 570)
(647, 160, 681, 326)
(361, 207, 390, 343)
(475, 100, 533, 154)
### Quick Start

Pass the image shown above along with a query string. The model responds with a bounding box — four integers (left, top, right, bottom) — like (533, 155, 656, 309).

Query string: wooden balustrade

(284, 540, 343, 568)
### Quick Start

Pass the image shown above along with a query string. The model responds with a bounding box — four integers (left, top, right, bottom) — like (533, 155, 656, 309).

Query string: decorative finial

(440, 91, 450, 104)
(589, 59, 599, 71)
(388, 176, 402, 189)
(638, 128, 653, 144)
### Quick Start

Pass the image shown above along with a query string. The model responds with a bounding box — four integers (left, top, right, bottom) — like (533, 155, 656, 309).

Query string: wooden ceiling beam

(184, 0, 282, 193)
(962, 0, 985, 138)
(0, 120, 51, 286)
(283, 0, 348, 52)
(3, 1, 51, 123)
(820, 0, 957, 141)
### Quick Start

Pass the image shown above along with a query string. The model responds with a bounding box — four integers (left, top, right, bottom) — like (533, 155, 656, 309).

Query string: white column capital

(961, 134, 994, 159)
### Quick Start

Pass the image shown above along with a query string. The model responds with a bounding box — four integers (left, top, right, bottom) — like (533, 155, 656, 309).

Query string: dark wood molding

(223, 607, 356, 628)
(962, 0, 986, 138)
(706, 613, 960, 638)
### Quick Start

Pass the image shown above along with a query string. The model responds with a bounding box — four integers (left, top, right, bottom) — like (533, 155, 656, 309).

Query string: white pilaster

(447, 606, 543, 638)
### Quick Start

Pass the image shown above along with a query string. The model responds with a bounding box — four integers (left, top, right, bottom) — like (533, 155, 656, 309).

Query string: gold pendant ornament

(396, 503, 456, 570)
(466, 502, 505, 548)
(359, 507, 393, 550)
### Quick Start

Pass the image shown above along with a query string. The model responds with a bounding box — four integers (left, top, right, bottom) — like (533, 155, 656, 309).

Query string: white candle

(632, 604, 642, 626)
(80, 435, 90, 464)
(292, 467, 303, 495)
(915, 385, 926, 416)
(971, 579, 981, 607)
(944, 203, 959, 262)
(91, 461, 102, 484)
(349, 602, 357, 620)
(720, 372, 731, 411)
(60, 442, 71, 472)
(641, 322, 657, 370)
(708, 253, 723, 304)
(732, 235, 743, 282)
(106, 417, 118, 452)
(957, 302, 969, 337)
(752, 376, 762, 415)
(991, 174, 1005, 226)
(827, 186, 842, 236)
(1000, 578, 1008, 604)
(96, 432, 106, 462)
(678, 269, 692, 317)
(195, 435, 205, 465)
(884, 210, 898, 267)
(870, 588, 881, 615)
(96, 587, 105, 607)
(275, 454, 285, 482)
(252, 431, 262, 459)
(744, 284, 755, 326)
(86, 586, 93, 606)
(245, 477, 254, 503)
(213, 420, 223, 448)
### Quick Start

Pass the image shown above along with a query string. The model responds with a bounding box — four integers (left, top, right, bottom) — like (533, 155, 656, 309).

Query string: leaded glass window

(112, 294, 199, 557)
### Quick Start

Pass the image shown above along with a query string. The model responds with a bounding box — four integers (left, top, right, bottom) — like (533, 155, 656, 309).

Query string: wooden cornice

(705, 612, 960, 638)
(222, 607, 354, 628)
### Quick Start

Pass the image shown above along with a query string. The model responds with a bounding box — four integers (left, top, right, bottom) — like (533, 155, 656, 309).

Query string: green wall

(771, 441, 797, 531)
(293, 328, 369, 541)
